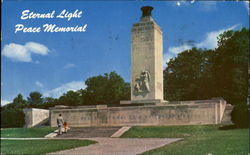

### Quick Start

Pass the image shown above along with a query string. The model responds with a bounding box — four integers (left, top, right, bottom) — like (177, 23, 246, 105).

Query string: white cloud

(2, 43, 31, 62)
(175, 1, 190, 7)
(244, 1, 249, 15)
(43, 81, 86, 98)
(168, 24, 239, 55)
(196, 24, 239, 49)
(163, 53, 174, 69)
(1, 100, 11, 106)
(2, 42, 50, 62)
(25, 42, 49, 55)
(174, 1, 216, 10)
(168, 44, 192, 55)
(174, 0, 196, 7)
(35, 81, 44, 88)
(165, 24, 239, 67)
(63, 63, 76, 69)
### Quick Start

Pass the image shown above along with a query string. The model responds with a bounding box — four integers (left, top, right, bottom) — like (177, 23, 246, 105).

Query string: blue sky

(1, 0, 249, 105)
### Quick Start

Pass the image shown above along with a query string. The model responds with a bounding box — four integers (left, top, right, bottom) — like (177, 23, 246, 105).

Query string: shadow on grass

(219, 124, 249, 130)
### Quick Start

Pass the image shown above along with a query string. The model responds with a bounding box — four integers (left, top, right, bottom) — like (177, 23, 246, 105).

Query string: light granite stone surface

(130, 6, 164, 102)
(50, 99, 227, 127)
(23, 108, 49, 128)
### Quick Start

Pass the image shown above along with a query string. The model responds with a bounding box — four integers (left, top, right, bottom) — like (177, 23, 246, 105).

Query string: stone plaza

(49, 6, 229, 127)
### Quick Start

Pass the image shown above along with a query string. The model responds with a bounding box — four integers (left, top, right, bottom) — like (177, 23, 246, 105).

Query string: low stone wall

(23, 108, 49, 128)
(50, 99, 227, 127)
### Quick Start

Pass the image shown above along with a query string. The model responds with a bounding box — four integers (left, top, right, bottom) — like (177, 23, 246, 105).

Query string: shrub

(231, 103, 249, 128)
(1, 108, 25, 128)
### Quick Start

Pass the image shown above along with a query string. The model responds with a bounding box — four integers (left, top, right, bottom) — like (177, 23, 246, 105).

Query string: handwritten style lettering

(56, 9, 82, 21)
(21, 9, 82, 21)
(16, 9, 86, 33)
(21, 10, 55, 20)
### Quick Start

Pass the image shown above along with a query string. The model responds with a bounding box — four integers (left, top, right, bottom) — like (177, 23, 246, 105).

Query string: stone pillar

(130, 6, 164, 103)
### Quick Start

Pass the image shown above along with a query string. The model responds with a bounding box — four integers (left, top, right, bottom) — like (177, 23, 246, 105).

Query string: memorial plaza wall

(49, 99, 227, 127)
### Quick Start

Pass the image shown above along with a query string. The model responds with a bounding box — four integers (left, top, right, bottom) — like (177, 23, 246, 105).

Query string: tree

(1, 94, 26, 127)
(212, 28, 249, 105)
(13, 94, 26, 105)
(1, 108, 25, 128)
(214, 28, 249, 104)
(163, 28, 249, 105)
(57, 90, 81, 106)
(231, 104, 249, 128)
(3, 94, 27, 109)
(40, 97, 57, 109)
(43, 97, 56, 104)
(27, 91, 44, 105)
(213, 28, 249, 127)
(82, 71, 130, 105)
(13, 93, 27, 108)
(164, 48, 213, 101)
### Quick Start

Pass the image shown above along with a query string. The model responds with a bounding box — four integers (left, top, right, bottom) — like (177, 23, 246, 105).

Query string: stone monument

(49, 6, 228, 127)
(121, 6, 165, 104)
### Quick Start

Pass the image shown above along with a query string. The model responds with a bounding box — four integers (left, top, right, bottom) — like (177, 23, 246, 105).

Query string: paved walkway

(1, 138, 49, 140)
(2, 127, 183, 155)
(47, 137, 182, 155)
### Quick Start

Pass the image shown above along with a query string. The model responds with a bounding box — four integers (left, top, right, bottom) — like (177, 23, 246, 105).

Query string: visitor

(57, 114, 64, 135)
(63, 122, 70, 133)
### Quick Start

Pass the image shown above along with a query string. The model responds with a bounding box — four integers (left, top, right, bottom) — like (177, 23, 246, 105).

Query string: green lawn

(1, 127, 56, 138)
(122, 125, 249, 155)
(1, 139, 96, 155)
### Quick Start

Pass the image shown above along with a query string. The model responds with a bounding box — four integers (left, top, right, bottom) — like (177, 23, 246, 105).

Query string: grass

(122, 125, 249, 155)
(1, 127, 97, 154)
(1, 127, 56, 138)
(1, 139, 96, 155)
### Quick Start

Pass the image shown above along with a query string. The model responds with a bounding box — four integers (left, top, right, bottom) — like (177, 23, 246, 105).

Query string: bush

(1, 108, 25, 128)
(231, 104, 249, 128)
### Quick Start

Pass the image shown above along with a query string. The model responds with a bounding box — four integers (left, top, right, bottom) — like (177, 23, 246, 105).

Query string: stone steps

(55, 127, 121, 138)
(111, 126, 131, 137)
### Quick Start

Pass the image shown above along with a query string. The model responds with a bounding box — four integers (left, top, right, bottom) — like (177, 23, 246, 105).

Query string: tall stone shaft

(131, 6, 163, 102)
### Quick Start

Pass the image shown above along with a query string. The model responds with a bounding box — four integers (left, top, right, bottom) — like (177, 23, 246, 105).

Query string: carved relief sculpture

(133, 70, 150, 95)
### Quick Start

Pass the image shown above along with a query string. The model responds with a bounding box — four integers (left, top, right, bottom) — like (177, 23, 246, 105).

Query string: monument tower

(129, 6, 164, 104)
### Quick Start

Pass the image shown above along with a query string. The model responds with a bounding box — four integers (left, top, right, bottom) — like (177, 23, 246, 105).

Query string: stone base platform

(49, 99, 227, 127)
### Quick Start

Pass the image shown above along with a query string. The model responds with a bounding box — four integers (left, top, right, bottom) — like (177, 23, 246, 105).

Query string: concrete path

(1, 137, 182, 155)
(2, 127, 182, 155)
(1, 138, 49, 140)
(47, 137, 182, 155)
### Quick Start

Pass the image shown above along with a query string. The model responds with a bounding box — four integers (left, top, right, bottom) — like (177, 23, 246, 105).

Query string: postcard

(1, 1, 249, 155)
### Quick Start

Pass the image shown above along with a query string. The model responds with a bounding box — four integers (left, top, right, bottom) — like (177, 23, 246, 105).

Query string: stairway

(56, 127, 121, 138)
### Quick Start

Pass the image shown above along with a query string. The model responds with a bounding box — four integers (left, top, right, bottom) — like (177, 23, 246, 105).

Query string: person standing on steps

(57, 114, 64, 135)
